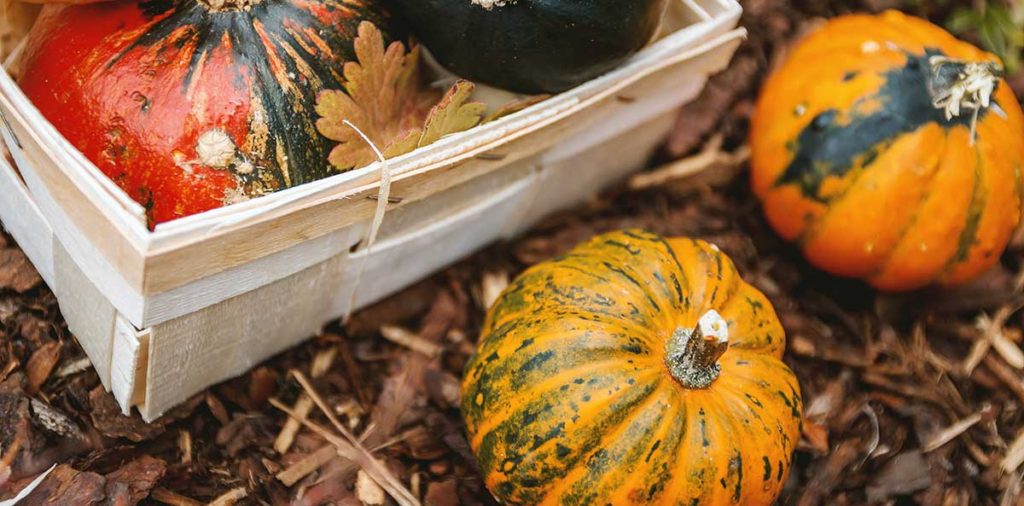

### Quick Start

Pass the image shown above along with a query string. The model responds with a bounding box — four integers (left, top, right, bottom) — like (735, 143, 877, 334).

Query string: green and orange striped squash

(462, 230, 802, 505)
(750, 11, 1024, 291)
(20, 0, 397, 226)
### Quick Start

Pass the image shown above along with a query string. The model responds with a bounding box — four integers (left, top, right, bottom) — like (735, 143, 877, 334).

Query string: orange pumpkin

(750, 11, 1024, 291)
(462, 230, 802, 505)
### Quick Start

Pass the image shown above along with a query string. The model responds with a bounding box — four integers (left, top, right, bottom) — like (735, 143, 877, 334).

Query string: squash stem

(199, 0, 262, 12)
(470, 0, 517, 10)
(665, 310, 729, 389)
(927, 56, 1003, 145)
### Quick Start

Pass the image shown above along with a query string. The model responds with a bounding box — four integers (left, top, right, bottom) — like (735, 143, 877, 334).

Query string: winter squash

(462, 230, 802, 505)
(750, 11, 1024, 291)
(386, 0, 669, 94)
(19, 0, 398, 226)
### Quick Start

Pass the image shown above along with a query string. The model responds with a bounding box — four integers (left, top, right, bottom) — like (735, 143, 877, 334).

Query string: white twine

(341, 119, 393, 321)
(203, 128, 395, 239)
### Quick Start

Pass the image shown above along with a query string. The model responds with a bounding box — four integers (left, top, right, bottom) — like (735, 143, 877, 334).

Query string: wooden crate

(0, 0, 745, 420)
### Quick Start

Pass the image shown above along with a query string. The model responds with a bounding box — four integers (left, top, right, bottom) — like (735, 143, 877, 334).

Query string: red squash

(20, 0, 396, 226)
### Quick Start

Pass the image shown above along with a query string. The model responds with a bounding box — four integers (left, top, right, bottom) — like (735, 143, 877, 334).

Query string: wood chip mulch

(1, 1, 1023, 504)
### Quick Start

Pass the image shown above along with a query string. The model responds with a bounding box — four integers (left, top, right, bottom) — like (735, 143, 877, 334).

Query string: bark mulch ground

(1, 1, 1023, 504)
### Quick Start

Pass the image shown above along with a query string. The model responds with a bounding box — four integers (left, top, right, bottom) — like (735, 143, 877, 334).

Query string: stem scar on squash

(665, 310, 730, 389)
(927, 55, 1003, 144)
(470, 0, 517, 10)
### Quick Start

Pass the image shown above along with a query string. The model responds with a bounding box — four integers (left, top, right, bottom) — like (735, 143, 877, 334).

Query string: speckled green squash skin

(461, 229, 803, 505)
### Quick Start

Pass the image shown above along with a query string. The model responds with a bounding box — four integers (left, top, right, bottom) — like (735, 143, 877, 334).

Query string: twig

(207, 487, 247, 506)
(310, 348, 338, 378)
(922, 412, 984, 453)
(151, 487, 202, 506)
(379, 325, 442, 358)
(178, 430, 192, 466)
(983, 355, 1024, 406)
(270, 398, 417, 505)
(274, 373, 420, 506)
(1003, 430, 1024, 474)
(270, 399, 358, 460)
(1001, 469, 1024, 506)
(274, 396, 314, 454)
(291, 370, 360, 445)
(54, 357, 93, 378)
(276, 445, 338, 487)
(274, 348, 336, 454)
(976, 305, 1024, 369)
(629, 134, 748, 190)
(861, 372, 947, 406)
(963, 338, 991, 376)
(481, 271, 509, 309)
(860, 404, 880, 465)
(276, 431, 409, 488)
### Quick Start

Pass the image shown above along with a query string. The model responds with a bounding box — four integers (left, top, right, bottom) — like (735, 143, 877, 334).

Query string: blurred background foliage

(913, 0, 1023, 72)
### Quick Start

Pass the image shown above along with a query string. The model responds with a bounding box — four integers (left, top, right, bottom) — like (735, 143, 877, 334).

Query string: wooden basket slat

(0, 146, 52, 286)
(144, 253, 349, 420)
(51, 242, 119, 388)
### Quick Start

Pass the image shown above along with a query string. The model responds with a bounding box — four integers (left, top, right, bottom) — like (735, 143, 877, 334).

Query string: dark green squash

(386, 0, 669, 93)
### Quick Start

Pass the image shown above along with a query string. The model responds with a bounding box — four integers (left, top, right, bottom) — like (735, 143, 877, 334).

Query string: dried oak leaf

(316, 22, 426, 170)
(417, 80, 487, 147)
(484, 94, 549, 123)
(316, 22, 485, 171)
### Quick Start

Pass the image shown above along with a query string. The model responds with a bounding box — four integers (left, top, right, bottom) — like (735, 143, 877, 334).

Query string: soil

(1, 0, 1023, 504)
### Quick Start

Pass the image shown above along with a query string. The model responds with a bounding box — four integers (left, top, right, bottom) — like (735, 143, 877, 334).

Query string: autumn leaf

(485, 94, 550, 123)
(315, 22, 426, 170)
(418, 80, 487, 147)
(316, 22, 487, 171)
